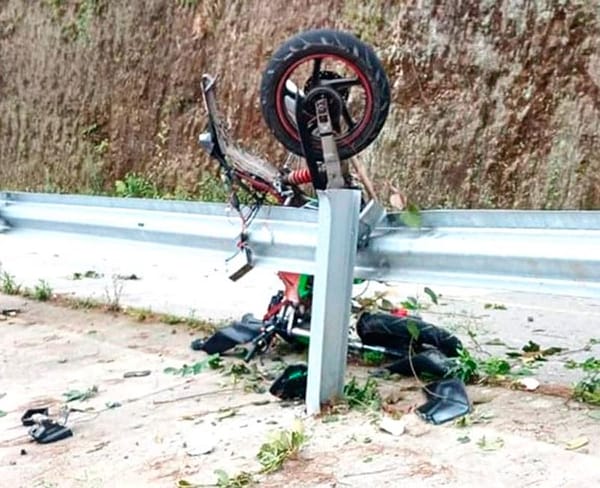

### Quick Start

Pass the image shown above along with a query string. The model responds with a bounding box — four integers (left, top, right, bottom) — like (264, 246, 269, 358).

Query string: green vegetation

(256, 421, 307, 474)
(176, 0, 200, 7)
(343, 377, 381, 411)
(1, 271, 21, 295)
(565, 357, 600, 406)
(361, 350, 386, 366)
(114, 172, 158, 198)
(163, 354, 223, 376)
(44, 0, 103, 42)
(33, 279, 53, 301)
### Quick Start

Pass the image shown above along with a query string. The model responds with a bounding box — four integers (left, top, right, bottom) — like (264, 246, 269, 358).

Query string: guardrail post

(306, 189, 361, 415)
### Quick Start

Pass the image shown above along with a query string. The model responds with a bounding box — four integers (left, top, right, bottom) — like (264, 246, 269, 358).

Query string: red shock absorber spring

(285, 168, 312, 185)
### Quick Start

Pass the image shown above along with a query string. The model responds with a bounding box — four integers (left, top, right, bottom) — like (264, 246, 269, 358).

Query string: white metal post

(306, 188, 361, 415)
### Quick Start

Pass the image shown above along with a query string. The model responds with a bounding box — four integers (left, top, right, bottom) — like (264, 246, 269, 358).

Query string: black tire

(260, 29, 391, 160)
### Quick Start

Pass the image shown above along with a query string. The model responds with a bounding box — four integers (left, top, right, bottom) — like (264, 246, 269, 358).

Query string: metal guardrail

(1, 191, 599, 298)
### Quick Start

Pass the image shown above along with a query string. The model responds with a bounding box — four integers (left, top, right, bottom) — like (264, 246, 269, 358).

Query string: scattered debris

(1, 308, 19, 318)
(477, 436, 504, 451)
(185, 437, 216, 456)
(484, 303, 507, 310)
(257, 419, 307, 474)
(191, 314, 264, 354)
(416, 379, 471, 425)
(72, 270, 103, 280)
(22, 407, 72, 444)
(105, 401, 122, 409)
(379, 416, 406, 436)
(269, 364, 307, 400)
(63, 386, 98, 402)
(86, 441, 110, 453)
(507, 340, 564, 363)
(517, 377, 540, 391)
(116, 273, 141, 280)
(455, 411, 495, 427)
(123, 370, 151, 378)
(163, 354, 222, 376)
(565, 436, 589, 451)
(217, 408, 237, 421)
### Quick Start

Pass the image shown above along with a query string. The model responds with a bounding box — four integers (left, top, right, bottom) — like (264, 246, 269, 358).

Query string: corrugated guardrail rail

(1, 191, 599, 298)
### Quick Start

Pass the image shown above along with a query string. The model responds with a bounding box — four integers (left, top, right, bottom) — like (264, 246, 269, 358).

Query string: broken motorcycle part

(416, 379, 472, 425)
(191, 314, 264, 355)
(356, 312, 463, 358)
(21, 408, 49, 427)
(29, 420, 73, 444)
(269, 364, 308, 400)
(382, 349, 456, 379)
(22, 407, 73, 444)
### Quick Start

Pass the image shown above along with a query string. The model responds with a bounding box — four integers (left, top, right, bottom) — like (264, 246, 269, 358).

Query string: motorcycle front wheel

(260, 29, 391, 160)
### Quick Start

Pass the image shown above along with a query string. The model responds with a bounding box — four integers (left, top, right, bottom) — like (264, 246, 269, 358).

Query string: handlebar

(244, 324, 277, 362)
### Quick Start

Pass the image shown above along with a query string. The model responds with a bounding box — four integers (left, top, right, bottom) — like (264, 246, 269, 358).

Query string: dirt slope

(0, 0, 599, 208)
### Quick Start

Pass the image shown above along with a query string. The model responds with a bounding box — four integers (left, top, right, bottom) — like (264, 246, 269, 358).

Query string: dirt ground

(2, 295, 600, 488)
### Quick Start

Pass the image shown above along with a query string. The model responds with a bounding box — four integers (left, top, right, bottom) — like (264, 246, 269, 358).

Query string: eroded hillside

(0, 0, 599, 208)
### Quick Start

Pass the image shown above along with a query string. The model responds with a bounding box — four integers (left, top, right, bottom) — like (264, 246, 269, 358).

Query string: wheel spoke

(321, 77, 361, 91)
(341, 104, 356, 129)
(312, 57, 323, 81)
(284, 79, 304, 98)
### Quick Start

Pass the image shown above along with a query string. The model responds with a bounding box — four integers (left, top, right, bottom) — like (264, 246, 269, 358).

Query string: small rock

(379, 416, 405, 436)
(527, 316, 534, 322)
(20, 449, 27, 456)
(518, 377, 540, 391)
(185, 437, 216, 456)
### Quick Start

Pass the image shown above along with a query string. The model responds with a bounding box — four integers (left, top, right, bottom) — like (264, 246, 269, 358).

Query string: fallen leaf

(400, 203, 421, 228)
(424, 287, 438, 304)
(565, 436, 589, 450)
(217, 409, 236, 420)
(477, 436, 504, 451)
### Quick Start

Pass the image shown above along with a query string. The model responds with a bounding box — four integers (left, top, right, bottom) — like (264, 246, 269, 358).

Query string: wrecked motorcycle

(193, 29, 463, 382)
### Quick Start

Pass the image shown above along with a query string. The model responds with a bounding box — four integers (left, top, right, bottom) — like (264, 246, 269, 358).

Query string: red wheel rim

(274, 53, 374, 150)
